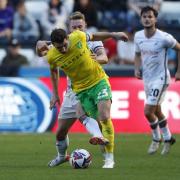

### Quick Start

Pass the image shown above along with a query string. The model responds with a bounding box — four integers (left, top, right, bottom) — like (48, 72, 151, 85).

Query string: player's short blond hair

(69, 11, 85, 21)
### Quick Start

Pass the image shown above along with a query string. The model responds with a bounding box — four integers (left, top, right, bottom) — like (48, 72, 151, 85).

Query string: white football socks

(104, 153, 114, 161)
(150, 119, 161, 141)
(83, 117, 103, 137)
(159, 119, 171, 141)
(56, 136, 69, 157)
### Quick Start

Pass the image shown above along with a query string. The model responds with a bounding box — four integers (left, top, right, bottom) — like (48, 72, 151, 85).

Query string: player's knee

(144, 109, 153, 119)
(76, 103, 85, 118)
(155, 112, 163, 120)
(98, 112, 110, 122)
(155, 110, 164, 119)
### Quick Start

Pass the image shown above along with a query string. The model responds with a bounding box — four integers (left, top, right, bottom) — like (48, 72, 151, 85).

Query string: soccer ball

(69, 149, 92, 169)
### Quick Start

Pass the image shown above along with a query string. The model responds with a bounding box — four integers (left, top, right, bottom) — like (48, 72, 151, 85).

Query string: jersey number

(98, 88, 108, 99)
(150, 89, 159, 97)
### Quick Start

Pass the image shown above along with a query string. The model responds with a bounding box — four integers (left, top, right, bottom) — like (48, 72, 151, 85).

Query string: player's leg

(144, 82, 164, 154)
(155, 87, 176, 155)
(56, 117, 76, 154)
(97, 100, 115, 168)
(77, 93, 109, 145)
(155, 105, 172, 141)
(48, 93, 77, 167)
(48, 118, 76, 167)
(144, 104, 161, 142)
(76, 102, 106, 154)
(144, 104, 161, 154)
(92, 79, 114, 168)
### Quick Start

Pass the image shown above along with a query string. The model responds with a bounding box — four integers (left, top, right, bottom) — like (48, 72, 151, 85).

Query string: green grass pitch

(0, 133, 179, 180)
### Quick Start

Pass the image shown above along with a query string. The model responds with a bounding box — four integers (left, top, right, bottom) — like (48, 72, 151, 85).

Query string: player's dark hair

(140, 6, 158, 18)
(50, 28, 67, 44)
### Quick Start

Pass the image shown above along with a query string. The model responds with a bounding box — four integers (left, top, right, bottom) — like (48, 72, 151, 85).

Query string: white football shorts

(58, 90, 79, 119)
(144, 81, 169, 105)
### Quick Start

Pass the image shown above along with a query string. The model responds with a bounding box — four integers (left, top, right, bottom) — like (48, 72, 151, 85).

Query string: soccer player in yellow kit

(38, 28, 128, 168)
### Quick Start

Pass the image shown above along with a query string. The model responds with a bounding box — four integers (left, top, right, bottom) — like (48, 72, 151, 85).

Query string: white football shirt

(134, 29, 177, 84)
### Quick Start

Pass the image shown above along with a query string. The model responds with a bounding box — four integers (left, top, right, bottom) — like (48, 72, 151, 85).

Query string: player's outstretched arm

(173, 42, 180, 81)
(90, 32, 129, 42)
(134, 52, 142, 79)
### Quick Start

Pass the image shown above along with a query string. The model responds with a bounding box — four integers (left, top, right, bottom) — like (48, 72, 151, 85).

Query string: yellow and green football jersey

(47, 30, 108, 93)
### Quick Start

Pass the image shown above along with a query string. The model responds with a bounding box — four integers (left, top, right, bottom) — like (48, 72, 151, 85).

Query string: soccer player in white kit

(36, 12, 116, 168)
(134, 6, 180, 155)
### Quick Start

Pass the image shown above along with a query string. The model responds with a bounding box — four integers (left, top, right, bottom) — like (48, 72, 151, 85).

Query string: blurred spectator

(73, 0, 98, 32)
(12, 0, 39, 45)
(8, 0, 20, 9)
(41, 0, 69, 39)
(128, 0, 163, 15)
(127, 0, 163, 28)
(104, 38, 118, 62)
(63, 0, 74, 15)
(167, 48, 177, 70)
(102, 29, 118, 64)
(95, 0, 128, 11)
(117, 27, 135, 65)
(0, 39, 29, 76)
(0, 0, 14, 45)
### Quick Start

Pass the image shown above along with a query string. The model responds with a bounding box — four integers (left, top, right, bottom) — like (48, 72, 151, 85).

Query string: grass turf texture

(0, 133, 179, 180)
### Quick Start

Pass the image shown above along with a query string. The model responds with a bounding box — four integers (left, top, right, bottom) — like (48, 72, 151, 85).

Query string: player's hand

(113, 32, 129, 42)
(49, 95, 60, 110)
(36, 40, 50, 57)
(175, 72, 180, 81)
(135, 69, 142, 79)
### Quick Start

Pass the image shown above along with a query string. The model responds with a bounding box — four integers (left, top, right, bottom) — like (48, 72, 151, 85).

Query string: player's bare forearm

(175, 51, 180, 81)
(134, 53, 142, 79)
(177, 51, 180, 72)
(134, 53, 141, 70)
(173, 42, 180, 81)
(91, 32, 129, 42)
(50, 68, 59, 96)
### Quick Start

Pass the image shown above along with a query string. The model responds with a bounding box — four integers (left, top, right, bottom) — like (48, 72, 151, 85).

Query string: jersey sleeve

(134, 33, 141, 53)
(86, 33, 91, 42)
(164, 33, 177, 48)
(88, 41, 104, 53)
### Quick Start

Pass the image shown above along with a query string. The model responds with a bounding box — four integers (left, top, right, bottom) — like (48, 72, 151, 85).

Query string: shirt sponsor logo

(76, 41, 82, 49)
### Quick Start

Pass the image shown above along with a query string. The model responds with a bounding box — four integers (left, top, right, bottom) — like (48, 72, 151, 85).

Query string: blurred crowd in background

(0, 0, 180, 76)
